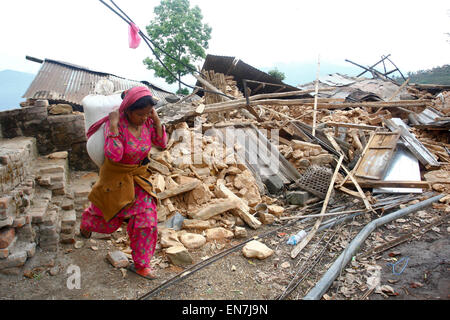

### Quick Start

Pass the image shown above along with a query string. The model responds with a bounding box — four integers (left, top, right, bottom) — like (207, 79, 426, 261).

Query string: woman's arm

(104, 111, 125, 162)
(149, 108, 168, 149)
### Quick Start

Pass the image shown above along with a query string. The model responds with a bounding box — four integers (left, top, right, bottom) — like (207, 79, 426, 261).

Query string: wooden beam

(194, 74, 232, 102)
(325, 122, 381, 131)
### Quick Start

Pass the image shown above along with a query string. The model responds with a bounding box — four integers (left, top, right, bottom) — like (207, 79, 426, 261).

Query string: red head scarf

(86, 86, 153, 139)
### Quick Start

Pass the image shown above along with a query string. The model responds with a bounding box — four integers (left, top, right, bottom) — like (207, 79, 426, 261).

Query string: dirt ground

(0, 195, 448, 301)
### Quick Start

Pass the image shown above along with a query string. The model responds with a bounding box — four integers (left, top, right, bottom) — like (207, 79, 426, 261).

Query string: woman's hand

(149, 107, 160, 125)
(109, 110, 120, 134)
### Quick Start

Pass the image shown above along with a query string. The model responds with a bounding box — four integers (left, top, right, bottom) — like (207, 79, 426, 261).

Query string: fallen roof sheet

(318, 73, 357, 87)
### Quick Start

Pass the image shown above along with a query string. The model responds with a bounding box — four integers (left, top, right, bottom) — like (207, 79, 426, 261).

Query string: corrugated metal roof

(319, 73, 357, 87)
(23, 58, 174, 106)
(196, 54, 312, 98)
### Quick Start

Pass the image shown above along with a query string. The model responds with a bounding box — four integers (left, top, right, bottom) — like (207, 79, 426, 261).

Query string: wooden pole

(290, 154, 344, 259)
(387, 78, 410, 102)
(312, 55, 321, 137)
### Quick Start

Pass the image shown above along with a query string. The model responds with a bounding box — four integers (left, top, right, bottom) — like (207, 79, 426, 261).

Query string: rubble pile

(0, 63, 449, 296)
(106, 120, 286, 266)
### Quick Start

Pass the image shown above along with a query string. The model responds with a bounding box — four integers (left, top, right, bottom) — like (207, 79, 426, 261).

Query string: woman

(80, 86, 167, 279)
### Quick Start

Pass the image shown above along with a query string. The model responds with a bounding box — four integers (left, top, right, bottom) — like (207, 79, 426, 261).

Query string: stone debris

(165, 245, 193, 266)
(233, 226, 247, 238)
(242, 240, 274, 260)
(179, 233, 206, 249)
(107, 250, 130, 268)
(205, 227, 234, 241)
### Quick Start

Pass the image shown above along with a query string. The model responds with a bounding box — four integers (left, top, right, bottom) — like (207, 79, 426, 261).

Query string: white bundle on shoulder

(82, 80, 123, 167)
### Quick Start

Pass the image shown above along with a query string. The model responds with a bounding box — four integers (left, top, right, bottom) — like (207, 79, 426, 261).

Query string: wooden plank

(291, 155, 344, 259)
(338, 185, 363, 198)
(338, 132, 376, 188)
(353, 132, 400, 180)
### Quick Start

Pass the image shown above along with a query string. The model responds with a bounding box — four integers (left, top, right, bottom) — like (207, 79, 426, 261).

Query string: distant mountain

(0, 69, 36, 111)
(394, 64, 450, 85)
(260, 61, 362, 87)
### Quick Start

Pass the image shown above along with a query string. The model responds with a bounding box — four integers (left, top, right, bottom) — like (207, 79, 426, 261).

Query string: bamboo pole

(290, 155, 344, 259)
(312, 55, 321, 137)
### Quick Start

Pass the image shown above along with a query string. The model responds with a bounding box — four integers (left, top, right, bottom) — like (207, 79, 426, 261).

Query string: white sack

(82, 93, 122, 167)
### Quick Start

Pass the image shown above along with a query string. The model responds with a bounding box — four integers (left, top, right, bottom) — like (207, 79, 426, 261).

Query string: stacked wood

(202, 70, 227, 105)
(201, 71, 244, 104)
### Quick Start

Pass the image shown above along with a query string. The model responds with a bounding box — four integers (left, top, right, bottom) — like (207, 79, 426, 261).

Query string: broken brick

(0, 227, 15, 249)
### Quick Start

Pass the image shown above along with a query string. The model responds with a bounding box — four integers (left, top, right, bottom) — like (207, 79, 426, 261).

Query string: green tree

(268, 68, 286, 82)
(143, 0, 212, 95)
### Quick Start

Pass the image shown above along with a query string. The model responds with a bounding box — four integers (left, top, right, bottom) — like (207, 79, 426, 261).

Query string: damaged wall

(0, 102, 96, 171)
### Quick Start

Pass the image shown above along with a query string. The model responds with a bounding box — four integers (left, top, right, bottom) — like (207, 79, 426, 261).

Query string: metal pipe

(303, 194, 444, 300)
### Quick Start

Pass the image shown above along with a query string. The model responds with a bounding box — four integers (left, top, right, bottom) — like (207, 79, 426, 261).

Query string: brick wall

(0, 103, 97, 171)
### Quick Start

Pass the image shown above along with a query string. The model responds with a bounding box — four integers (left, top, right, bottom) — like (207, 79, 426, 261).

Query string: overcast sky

(0, 0, 449, 91)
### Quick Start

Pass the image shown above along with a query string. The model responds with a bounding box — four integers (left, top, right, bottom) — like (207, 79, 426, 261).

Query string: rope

(387, 257, 410, 276)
